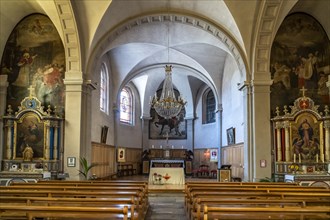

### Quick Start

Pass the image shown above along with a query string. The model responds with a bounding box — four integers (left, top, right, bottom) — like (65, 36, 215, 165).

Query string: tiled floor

(145, 192, 185, 220)
(116, 174, 217, 219)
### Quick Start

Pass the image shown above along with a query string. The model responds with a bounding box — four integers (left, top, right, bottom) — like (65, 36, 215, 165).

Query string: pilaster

(63, 73, 84, 180)
(250, 79, 273, 181)
(0, 75, 8, 170)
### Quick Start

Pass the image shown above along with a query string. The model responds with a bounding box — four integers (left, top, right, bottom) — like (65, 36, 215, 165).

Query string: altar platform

(148, 167, 185, 185)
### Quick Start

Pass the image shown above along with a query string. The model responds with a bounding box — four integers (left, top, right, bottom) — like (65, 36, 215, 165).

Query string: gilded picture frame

(226, 127, 235, 145)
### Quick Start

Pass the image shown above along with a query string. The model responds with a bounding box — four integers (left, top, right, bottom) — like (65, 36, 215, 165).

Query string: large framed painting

(270, 13, 330, 116)
(291, 113, 320, 162)
(149, 108, 187, 139)
(14, 113, 45, 159)
(0, 13, 65, 114)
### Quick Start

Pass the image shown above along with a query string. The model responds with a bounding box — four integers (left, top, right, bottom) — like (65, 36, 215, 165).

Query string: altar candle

(298, 154, 301, 163)
(181, 145, 184, 149)
(316, 154, 318, 163)
(293, 154, 296, 163)
(160, 145, 162, 149)
(171, 145, 174, 149)
(152, 145, 154, 149)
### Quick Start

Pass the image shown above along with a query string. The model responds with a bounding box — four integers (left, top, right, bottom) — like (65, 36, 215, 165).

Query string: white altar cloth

(148, 167, 185, 185)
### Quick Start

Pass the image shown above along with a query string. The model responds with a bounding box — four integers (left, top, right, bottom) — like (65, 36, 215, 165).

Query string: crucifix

(300, 86, 307, 97)
(27, 85, 35, 98)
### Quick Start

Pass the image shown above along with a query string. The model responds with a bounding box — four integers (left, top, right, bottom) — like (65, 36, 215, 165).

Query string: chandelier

(150, 65, 186, 119)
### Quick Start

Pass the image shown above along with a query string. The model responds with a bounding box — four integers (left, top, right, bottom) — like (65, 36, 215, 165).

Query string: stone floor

(115, 174, 216, 219)
(145, 192, 186, 220)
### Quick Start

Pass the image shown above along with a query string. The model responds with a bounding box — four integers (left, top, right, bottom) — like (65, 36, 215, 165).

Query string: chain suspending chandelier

(150, 65, 186, 119)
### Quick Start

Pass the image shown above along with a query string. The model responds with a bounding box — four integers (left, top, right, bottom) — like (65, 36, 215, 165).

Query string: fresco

(270, 13, 330, 115)
(0, 14, 65, 114)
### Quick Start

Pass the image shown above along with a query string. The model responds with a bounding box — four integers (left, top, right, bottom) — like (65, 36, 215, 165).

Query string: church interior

(0, 0, 330, 219)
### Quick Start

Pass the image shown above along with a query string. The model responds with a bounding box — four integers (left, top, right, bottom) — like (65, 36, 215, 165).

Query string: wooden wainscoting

(91, 142, 116, 179)
(221, 143, 244, 180)
(119, 147, 143, 175)
(193, 149, 218, 173)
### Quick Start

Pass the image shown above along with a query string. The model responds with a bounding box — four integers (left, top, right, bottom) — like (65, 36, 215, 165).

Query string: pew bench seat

(0, 204, 130, 220)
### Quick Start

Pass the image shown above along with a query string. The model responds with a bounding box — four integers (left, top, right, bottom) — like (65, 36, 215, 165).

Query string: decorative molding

(254, 1, 282, 75)
(54, 0, 81, 74)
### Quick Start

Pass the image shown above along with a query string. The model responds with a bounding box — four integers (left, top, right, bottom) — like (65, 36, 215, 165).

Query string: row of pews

(0, 180, 149, 220)
(184, 181, 330, 220)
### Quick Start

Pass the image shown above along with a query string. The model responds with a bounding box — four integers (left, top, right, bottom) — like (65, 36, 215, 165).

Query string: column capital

(250, 79, 273, 87)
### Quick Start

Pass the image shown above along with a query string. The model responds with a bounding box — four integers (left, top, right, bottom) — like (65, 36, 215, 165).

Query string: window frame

(100, 63, 109, 114)
(119, 86, 134, 125)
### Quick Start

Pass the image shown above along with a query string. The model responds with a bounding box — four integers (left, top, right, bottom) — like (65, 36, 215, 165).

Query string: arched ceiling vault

(86, 12, 248, 118)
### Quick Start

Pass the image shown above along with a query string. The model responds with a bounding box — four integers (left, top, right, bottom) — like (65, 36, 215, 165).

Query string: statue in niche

(23, 145, 34, 161)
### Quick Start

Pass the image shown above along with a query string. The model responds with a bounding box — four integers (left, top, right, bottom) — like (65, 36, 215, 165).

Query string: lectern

(218, 165, 231, 182)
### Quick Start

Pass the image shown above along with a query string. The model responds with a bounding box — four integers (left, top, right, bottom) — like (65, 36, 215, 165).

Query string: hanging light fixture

(150, 5, 186, 119)
(150, 65, 186, 119)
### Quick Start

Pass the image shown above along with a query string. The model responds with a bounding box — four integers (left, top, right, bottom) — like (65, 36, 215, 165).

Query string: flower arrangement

(153, 173, 171, 184)
(289, 164, 299, 173)
(163, 173, 171, 181)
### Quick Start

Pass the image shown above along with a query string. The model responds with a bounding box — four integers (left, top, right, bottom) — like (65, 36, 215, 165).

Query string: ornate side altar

(271, 88, 330, 186)
(0, 87, 64, 183)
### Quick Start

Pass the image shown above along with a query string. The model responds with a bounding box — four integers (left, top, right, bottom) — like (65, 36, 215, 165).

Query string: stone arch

(54, 0, 82, 74)
(87, 12, 249, 85)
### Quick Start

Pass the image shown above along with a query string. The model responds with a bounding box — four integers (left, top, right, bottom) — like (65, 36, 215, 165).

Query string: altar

(142, 148, 193, 175)
(148, 167, 185, 185)
(285, 174, 330, 187)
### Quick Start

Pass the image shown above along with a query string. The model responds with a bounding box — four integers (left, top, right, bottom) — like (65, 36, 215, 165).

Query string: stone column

(63, 72, 84, 180)
(216, 104, 223, 170)
(250, 79, 273, 182)
(0, 75, 8, 169)
(238, 82, 252, 181)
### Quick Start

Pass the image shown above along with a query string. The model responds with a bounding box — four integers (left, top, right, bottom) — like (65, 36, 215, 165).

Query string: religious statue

(23, 145, 34, 161)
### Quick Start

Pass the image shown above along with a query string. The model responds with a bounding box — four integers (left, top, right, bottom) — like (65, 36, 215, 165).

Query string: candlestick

(316, 154, 318, 163)
(298, 154, 301, 163)
(293, 153, 296, 163)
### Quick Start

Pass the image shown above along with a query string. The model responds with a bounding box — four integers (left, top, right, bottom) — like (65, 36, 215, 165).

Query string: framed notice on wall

(117, 148, 126, 162)
(210, 149, 218, 162)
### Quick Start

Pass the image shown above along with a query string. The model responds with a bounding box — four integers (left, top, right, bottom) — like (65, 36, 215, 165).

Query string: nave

(1, 174, 330, 220)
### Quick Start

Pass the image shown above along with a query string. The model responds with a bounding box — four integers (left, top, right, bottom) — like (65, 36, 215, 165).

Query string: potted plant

(78, 157, 97, 180)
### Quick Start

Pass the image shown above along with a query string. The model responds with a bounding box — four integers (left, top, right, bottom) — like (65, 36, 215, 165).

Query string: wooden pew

(0, 204, 129, 220)
(190, 197, 330, 220)
(202, 205, 330, 220)
(184, 184, 330, 219)
(0, 196, 140, 219)
(0, 184, 148, 217)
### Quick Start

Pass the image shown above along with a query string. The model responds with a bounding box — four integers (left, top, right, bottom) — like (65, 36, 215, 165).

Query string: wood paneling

(120, 147, 142, 174)
(193, 149, 218, 171)
(221, 143, 244, 180)
(91, 142, 116, 179)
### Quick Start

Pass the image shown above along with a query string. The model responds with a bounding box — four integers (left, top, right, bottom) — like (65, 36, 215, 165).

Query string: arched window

(120, 87, 133, 125)
(100, 63, 109, 114)
(204, 89, 216, 124)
